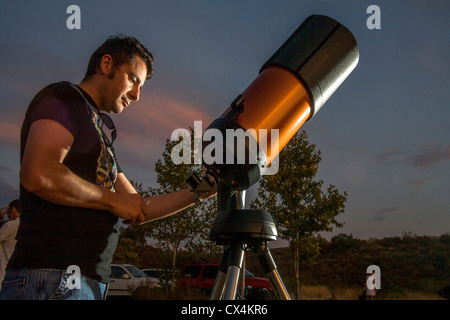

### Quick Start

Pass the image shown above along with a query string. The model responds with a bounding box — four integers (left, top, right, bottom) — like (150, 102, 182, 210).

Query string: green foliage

(439, 232, 450, 245)
(251, 131, 346, 242)
(250, 130, 347, 298)
(328, 233, 363, 252)
(238, 232, 450, 298)
(300, 233, 450, 296)
(113, 237, 140, 266)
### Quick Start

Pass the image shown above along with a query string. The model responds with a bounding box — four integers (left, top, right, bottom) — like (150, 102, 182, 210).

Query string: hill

(117, 232, 450, 299)
(244, 232, 450, 299)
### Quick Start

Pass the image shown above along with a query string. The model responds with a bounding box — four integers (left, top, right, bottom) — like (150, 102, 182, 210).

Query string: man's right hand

(109, 192, 146, 224)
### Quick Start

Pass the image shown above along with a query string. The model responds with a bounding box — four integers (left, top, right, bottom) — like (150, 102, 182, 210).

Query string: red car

(177, 263, 273, 293)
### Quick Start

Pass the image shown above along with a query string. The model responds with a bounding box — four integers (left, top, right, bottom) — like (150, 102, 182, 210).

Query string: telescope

(187, 14, 359, 300)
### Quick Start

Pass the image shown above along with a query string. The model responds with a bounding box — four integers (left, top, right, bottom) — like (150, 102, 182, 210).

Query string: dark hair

(83, 34, 154, 81)
(9, 199, 21, 213)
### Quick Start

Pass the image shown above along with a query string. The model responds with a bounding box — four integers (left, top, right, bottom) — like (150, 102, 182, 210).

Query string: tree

(112, 218, 149, 268)
(134, 129, 218, 287)
(250, 130, 347, 299)
(113, 237, 140, 266)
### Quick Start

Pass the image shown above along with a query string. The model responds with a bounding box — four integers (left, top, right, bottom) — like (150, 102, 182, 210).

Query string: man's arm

(114, 172, 195, 223)
(114, 173, 216, 223)
(114, 172, 139, 195)
(20, 119, 145, 224)
(142, 188, 196, 223)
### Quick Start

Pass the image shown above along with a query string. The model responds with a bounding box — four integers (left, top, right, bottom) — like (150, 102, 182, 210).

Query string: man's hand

(109, 192, 146, 225)
(0, 207, 8, 221)
(197, 185, 217, 201)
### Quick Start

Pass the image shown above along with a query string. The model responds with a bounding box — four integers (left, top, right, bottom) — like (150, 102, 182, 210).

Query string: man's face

(101, 55, 147, 114)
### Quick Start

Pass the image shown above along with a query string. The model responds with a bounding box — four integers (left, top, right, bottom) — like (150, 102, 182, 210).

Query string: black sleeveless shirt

(8, 82, 121, 283)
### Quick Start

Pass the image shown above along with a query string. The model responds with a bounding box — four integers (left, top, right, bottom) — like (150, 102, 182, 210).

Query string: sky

(0, 0, 449, 241)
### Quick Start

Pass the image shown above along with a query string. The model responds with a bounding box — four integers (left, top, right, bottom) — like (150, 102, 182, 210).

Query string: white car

(107, 264, 160, 298)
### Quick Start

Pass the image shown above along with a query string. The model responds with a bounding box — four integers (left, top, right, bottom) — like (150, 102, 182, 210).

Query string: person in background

(363, 270, 377, 300)
(0, 199, 21, 291)
(0, 206, 7, 229)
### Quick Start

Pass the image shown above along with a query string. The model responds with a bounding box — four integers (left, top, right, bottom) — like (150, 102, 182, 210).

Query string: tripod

(209, 189, 290, 300)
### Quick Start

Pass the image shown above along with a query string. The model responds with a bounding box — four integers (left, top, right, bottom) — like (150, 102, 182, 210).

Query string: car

(141, 268, 179, 288)
(177, 263, 273, 296)
(107, 264, 160, 298)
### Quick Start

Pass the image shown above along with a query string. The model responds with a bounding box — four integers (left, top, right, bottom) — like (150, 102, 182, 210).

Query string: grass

(130, 284, 445, 300)
(298, 285, 444, 300)
(300, 285, 356, 300)
(132, 286, 210, 300)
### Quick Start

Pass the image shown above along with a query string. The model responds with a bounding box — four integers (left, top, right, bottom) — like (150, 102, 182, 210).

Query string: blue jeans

(0, 268, 108, 300)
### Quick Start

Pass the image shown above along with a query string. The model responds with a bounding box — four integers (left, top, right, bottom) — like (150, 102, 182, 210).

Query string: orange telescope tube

(237, 66, 312, 166)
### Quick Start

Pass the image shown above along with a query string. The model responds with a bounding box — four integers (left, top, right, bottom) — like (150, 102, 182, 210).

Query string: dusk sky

(0, 0, 448, 241)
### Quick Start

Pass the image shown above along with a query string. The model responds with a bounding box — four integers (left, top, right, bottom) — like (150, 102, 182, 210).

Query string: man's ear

(99, 54, 114, 75)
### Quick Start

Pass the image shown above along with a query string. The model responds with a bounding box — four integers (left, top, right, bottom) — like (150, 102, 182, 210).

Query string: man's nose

(128, 86, 140, 102)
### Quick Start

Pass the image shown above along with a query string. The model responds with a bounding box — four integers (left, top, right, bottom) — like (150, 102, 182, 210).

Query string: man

(0, 35, 215, 300)
(0, 200, 21, 291)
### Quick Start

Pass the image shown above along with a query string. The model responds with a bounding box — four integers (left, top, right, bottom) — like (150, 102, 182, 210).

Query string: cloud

(374, 207, 398, 221)
(377, 144, 450, 169)
(121, 91, 213, 134)
(376, 150, 408, 162)
(406, 177, 435, 187)
(408, 144, 450, 168)
(0, 121, 21, 147)
(112, 92, 214, 171)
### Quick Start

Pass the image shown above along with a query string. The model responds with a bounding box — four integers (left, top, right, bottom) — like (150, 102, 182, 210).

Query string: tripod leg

(223, 242, 245, 300)
(210, 272, 227, 300)
(258, 247, 291, 300)
(210, 247, 229, 300)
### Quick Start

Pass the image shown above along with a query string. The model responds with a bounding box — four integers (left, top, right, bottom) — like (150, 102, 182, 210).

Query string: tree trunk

(294, 236, 301, 299)
(170, 242, 178, 291)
